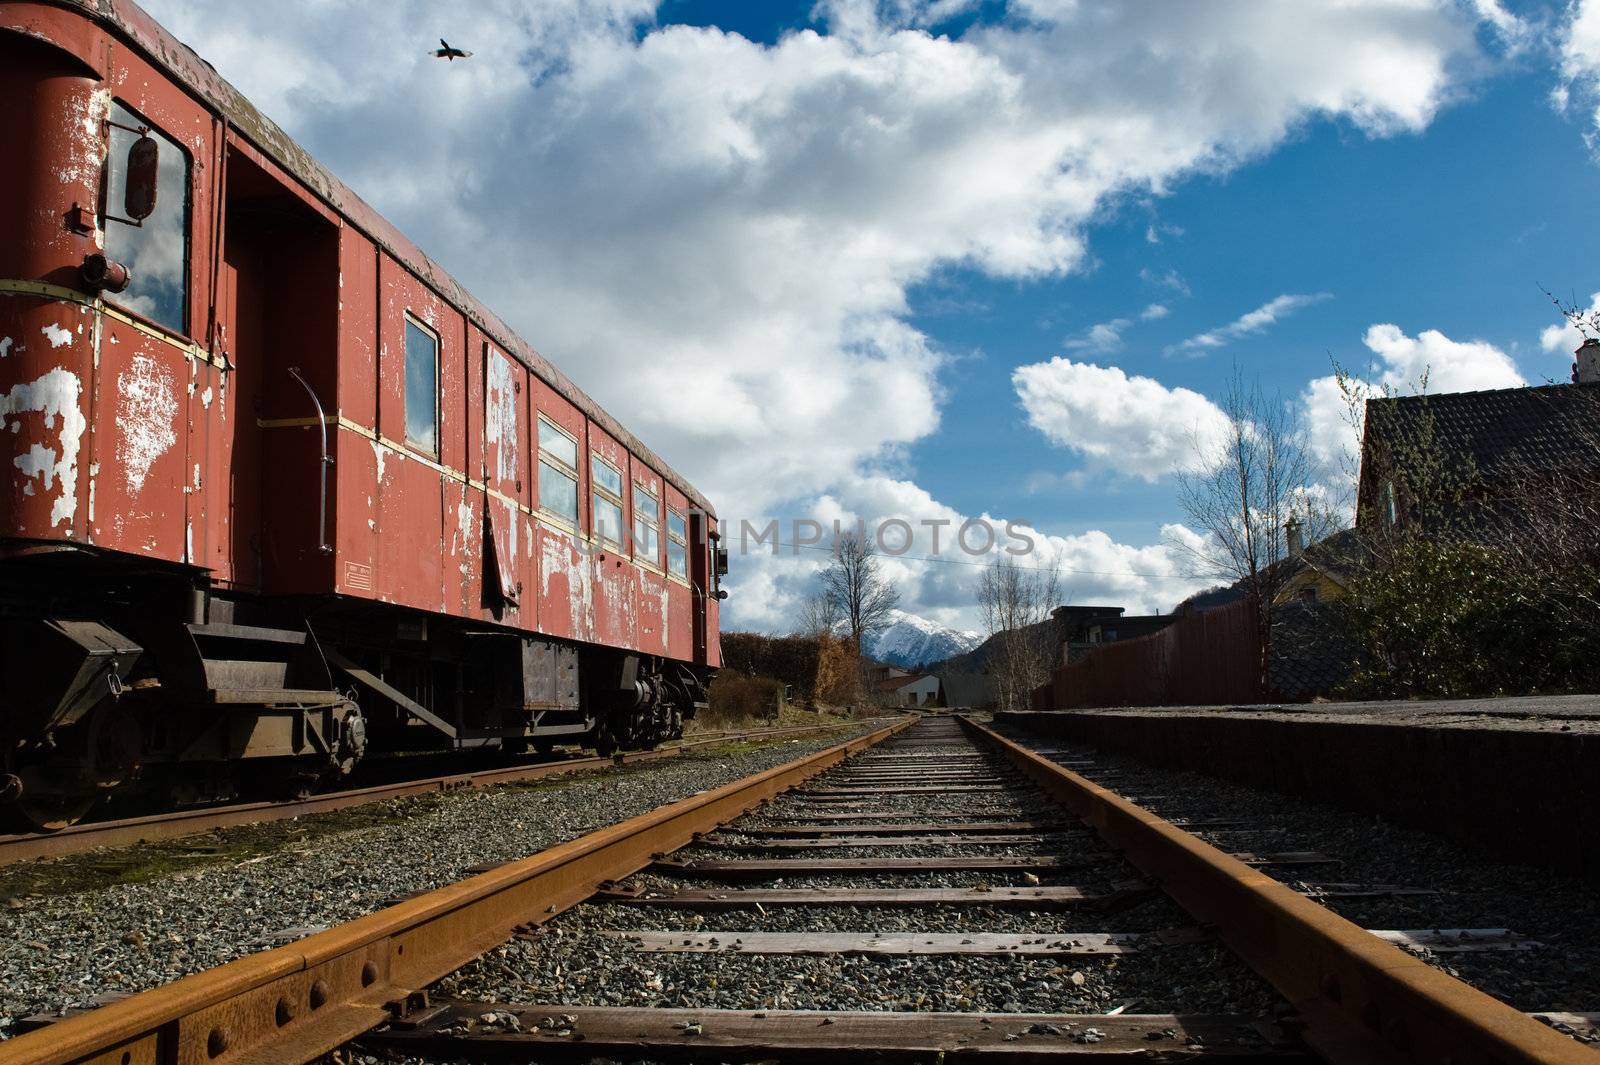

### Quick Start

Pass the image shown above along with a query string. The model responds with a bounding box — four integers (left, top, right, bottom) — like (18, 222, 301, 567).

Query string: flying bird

(430, 38, 472, 61)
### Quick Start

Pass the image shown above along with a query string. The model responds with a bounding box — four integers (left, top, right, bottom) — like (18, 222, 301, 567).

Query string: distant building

(869, 666, 940, 707)
(893, 674, 941, 708)
(1356, 342, 1600, 537)
(938, 672, 996, 710)
(1051, 605, 1177, 665)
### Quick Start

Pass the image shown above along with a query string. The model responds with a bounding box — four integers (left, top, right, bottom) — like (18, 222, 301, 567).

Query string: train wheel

(2, 766, 99, 832)
(530, 737, 556, 756)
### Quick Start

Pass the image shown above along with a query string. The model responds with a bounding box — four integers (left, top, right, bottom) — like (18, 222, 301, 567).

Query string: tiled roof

(1364, 382, 1600, 480)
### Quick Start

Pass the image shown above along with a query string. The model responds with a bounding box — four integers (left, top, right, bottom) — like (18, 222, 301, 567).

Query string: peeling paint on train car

(1, 365, 85, 529)
(539, 524, 594, 641)
(115, 352, 178, 496)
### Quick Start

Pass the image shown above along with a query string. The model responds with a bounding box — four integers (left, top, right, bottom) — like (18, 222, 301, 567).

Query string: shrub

(704, 672, 784, 726)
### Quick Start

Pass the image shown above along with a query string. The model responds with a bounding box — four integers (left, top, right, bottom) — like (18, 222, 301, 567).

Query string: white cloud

(1063, 317, 1131, 353)
(1140, 268, 1191, 296)
(726, 473, 1213, 629)
(1558, 0, 1600, 142)
(1168, 293, 1332, 355)
(1540, 292, 1600, 356)
(1013, 358, 1232, 481)
(1061, 302, 1171, 352)
(141, 0, 1509, 627)
(1301, 323, 1525, 473)
(1361, 323, 1525, 392)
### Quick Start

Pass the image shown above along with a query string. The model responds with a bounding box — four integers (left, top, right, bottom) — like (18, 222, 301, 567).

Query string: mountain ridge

(862, 609, 983, 670)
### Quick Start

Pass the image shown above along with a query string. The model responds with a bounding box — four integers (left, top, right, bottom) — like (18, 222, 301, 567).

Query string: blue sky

(904, 56, 1600, 541)
(149, 0, 1600, 632)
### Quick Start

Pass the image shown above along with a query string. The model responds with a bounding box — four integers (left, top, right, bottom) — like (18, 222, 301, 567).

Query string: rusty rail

(0, 719, 881, 866)
(0, 717, 911, 1065)
(961, 716, 1592, 1065)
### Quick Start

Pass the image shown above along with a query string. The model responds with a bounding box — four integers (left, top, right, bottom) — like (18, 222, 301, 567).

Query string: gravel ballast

(437, 721, 1285, 1022)
(994, 723, 1600, 1034)
(0, 725, 878, 1040)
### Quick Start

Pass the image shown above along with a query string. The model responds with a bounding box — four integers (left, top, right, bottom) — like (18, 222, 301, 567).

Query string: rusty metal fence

(1041, 598, 1264, 709)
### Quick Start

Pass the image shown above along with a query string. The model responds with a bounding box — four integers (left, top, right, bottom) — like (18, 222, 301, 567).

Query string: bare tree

(1168, 371, 1336, 684)
(818, 531, 900, 652)
(976, 556, 1061, 712)
(795, 587, 843, 638)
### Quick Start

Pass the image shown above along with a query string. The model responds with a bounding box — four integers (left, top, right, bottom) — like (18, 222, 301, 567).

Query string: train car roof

(32, 0, 714, 514)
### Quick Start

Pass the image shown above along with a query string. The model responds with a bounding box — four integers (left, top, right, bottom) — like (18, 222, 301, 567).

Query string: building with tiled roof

(1356, 345, 1600, 535)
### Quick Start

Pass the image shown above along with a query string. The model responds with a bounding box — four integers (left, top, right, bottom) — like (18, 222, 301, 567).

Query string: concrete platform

(995, 695, 1600, 877)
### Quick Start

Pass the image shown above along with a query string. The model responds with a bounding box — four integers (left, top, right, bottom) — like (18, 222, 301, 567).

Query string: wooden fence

(1039, 598, 1264, 709)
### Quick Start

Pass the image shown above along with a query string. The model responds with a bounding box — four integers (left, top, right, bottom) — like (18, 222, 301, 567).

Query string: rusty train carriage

(0, 0, 726, 830)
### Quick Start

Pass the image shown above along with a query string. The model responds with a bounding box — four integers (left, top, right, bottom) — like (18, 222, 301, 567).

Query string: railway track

(0, 720, 869, 867)
(0, 715, 1591, 1064)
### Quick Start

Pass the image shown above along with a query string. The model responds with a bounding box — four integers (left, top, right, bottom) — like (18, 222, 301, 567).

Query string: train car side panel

(630, 458, 666, 658)
(91, 317, 190, 560)
(373, 255, 453, 612)
(663, 482, 693, 663)
(479, 333, 529, 628)
(531, 379, 590, 642)
(331, 230, 379, 596)
(585, 422, 631, 651)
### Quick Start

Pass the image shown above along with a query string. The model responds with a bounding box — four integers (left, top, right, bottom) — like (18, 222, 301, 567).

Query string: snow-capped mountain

(865, 610, 983, 670)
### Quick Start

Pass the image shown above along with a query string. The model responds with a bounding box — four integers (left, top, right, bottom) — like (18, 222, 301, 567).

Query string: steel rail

(0, 720, 878, 865)
(962, 716, 1592, 1065)
(0, 717, 912, 1065)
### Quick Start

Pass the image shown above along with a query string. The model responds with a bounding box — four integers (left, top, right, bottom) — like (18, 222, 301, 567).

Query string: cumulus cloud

(1168, 293, 1333, 355)
(728, 472, 1214, 629)
(1140, 303, 1169, 321)
(1539, 292, 1600, 357)
(142, 0, 1509, 627)
(1301, 323, 1526, 473)
(1013, 358, 1232, 481)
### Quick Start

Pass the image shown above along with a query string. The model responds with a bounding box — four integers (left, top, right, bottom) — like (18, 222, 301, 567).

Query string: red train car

(0, 0, 726, 829)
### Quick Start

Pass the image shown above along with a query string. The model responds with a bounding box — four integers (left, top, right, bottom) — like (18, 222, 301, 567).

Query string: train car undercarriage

(0, 549, 708, 831)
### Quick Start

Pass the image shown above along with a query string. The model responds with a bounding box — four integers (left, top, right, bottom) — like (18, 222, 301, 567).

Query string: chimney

(1285, 517, 1304, 558)
(1576, 338, 1600, 385)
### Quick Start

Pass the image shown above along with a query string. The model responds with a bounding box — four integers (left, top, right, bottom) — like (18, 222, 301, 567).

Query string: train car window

(538, 417, 577, 468)
(592, 455, 623, 546)
(102, 100, 190, 335)
(666, 508, 688, 578)
(537, 416, 579, 524)
(403, 316, 439, 454)
(633, 483, 660, 563)
(592, 455, 622, 496)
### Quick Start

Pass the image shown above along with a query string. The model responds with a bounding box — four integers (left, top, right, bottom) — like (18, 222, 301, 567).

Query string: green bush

(1341, 537, 1600, 698)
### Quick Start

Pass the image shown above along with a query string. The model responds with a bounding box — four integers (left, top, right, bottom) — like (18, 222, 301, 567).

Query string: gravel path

(437, 720, 1284, 1022)
(993, 723, 1600, 1039)
(0, 726, 878, 1040)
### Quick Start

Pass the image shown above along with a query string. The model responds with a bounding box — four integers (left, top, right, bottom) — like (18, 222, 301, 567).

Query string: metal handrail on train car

(287, 366, 335, 554)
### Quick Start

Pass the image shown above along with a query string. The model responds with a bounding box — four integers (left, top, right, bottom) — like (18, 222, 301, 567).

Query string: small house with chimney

(1050, 605, 1178, 665)
(1355, 339, 1600, 537)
